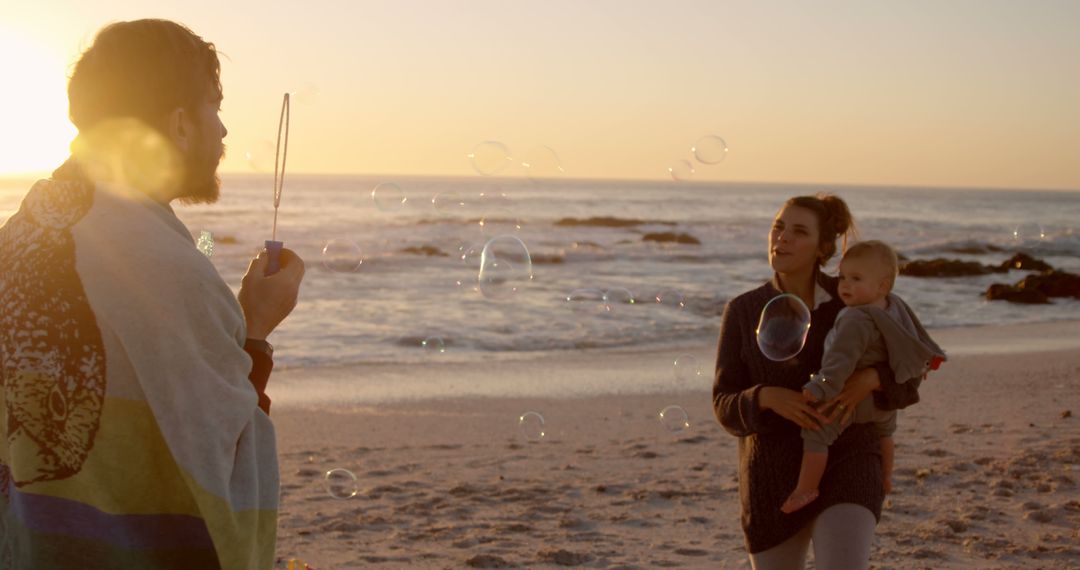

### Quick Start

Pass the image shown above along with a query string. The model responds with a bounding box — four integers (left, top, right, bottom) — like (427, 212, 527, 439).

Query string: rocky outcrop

(400, 246, 448, 257)
(642, 232, 701, 245)
(985, 270, 1080, 304)
(997, 253, 1053, 272)
(985, 284, 1049, 304)
(900, 258, 1006, 277)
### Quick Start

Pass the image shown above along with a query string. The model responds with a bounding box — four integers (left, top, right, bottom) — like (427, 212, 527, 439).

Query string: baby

(782, 240, 946, 514)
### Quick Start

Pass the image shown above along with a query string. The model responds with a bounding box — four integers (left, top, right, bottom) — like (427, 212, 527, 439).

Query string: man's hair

(842, 240, 899, 290)
(68, 19, 222, 132)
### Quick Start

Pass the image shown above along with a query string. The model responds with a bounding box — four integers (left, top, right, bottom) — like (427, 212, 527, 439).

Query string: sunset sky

(1, 0, 1077, 190)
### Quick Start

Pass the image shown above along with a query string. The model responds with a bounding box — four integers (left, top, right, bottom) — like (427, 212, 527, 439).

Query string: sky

(1, 0, 1077, 190)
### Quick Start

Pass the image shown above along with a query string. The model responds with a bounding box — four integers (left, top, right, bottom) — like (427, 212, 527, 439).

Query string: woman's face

(769, 205, 822, 275)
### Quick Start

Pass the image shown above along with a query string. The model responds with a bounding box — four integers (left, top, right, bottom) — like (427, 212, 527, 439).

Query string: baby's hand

(801, 388, 818, 403)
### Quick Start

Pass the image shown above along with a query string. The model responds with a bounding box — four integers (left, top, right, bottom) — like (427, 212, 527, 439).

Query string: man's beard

(176, 141, 224, 206)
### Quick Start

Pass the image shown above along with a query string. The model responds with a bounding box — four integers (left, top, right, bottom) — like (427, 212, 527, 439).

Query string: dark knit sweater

(712, 273, 922, 554)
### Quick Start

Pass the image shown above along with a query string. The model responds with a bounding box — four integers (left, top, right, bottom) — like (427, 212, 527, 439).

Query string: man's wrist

(244, 338, 274, 358)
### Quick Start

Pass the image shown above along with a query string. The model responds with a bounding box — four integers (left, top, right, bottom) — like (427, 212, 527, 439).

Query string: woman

(713, 194, 920, 569)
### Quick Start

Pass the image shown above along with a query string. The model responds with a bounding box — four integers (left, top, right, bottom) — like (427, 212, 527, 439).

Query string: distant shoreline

(269, 318, 1080, 408)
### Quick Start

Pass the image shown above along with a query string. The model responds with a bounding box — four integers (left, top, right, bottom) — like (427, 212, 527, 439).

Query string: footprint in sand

(537, 548, 593, 566)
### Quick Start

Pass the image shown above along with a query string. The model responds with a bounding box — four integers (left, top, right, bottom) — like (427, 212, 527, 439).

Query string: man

(0, 19, 304, 568)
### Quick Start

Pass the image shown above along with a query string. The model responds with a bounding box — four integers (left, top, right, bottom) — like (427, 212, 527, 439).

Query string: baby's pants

(802, 399, 896, 453)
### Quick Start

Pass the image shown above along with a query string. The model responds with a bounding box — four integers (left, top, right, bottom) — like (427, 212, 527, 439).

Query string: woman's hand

(760, 386, 829, 430)
(821, 367, 881, 425)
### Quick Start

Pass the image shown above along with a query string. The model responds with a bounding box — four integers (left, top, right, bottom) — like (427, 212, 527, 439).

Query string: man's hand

(238, 248, 305, 340)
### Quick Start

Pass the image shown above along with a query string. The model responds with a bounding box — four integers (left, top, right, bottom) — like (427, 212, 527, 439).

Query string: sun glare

(0, 25, 77, 176)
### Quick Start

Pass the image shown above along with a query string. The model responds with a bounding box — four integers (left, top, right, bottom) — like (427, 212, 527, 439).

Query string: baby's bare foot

(781, 489, 819, 514)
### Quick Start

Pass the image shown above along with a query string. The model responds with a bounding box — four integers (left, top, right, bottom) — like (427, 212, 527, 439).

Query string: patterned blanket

(0, 173, 278, 568)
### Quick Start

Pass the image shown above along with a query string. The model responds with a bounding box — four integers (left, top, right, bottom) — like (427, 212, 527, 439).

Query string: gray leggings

(748, 503, 876, 570)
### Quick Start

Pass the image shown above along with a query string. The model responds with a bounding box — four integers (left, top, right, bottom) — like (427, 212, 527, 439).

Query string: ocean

(2, 175, 1078, 372)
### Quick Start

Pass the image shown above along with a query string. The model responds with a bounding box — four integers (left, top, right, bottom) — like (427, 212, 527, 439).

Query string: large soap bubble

(756, 294, 812, 361)
(478, 235, 533, 299)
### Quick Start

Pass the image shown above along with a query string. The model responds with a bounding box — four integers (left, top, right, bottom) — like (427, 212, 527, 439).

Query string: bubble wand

(265, 93, 290, 275)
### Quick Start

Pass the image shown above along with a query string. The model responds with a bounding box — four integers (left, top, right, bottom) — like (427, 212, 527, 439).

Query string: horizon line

(1, 169, 1077, 195)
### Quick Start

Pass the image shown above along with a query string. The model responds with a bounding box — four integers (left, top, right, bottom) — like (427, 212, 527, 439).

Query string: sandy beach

(269, 320, 1080, 569)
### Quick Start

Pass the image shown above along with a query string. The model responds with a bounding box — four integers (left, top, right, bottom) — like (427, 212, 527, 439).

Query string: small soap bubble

(433, 193, 468, 215)
(1011, 222, 1046, 247)
(289, 82, 320, 106)
(196, 230, 214, 258)
(692, 135, 729, 165)
(756, 294, 812, 361)
(667, 159, 694, 181)
(519, 411, 546, 442)
(477, 191, 512, 210)
(321, 239, 364, 273)
(372, 182, 407, 212)
(520, 145, 565, 180)
(566, 288, 607, 315)
(244, 140, 277, 173)
(324, 468, 358, 499)
(458, 242, 485, 267)
(603, 287, 635, 312)
(478, 235, 533, 299)
(421, 336, 446, 354)
(479, 208, 523, 237)
(654, 289, 686, 310)
(673, 355, 703, 383)
(468, 141, 513, 176)
(659, 405, 690, 433)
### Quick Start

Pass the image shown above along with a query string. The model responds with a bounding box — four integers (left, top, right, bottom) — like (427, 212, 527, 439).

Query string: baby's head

(837, 240, 898, 307)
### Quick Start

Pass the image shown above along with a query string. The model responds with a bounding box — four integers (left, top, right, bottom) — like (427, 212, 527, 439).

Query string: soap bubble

(244, 140, 277, 173)
(756, 294, 812, 361)
(659, 405, 690, 433)
(667, 159, 694, 181)
(421, 336, 446, 354)
(1012, 222, 1046, 248)
(321, 239, 364, 272)
(673, 355, 703, 384)
(566, 288, 607, 315)
(654, 289, 686, 310)
(603, 287, 636, 312)
(324, 468, 358, 499)
(479, 208, 523, 237)
(372, 182, 407, 212)
(288, 82, 320, 106)
(519, 411, 546, 442)
(692, 135, 728, 165)
(468, 141, 513, 176)
(433, 193, 468, 215)
(520, 145, 565, 180)
(478, 235, 533, 299)
(477, 191, 512, 209)
(458, 242, 485, 266)
(196, 230, 214, 258)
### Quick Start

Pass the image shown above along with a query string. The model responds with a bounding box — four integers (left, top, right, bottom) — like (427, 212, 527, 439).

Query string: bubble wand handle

(265, 93, 290, 275)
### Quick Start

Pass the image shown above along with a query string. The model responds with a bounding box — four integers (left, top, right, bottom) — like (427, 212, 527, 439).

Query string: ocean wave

(554, 216, 677, 228)
(905, 235, 1080, 258)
